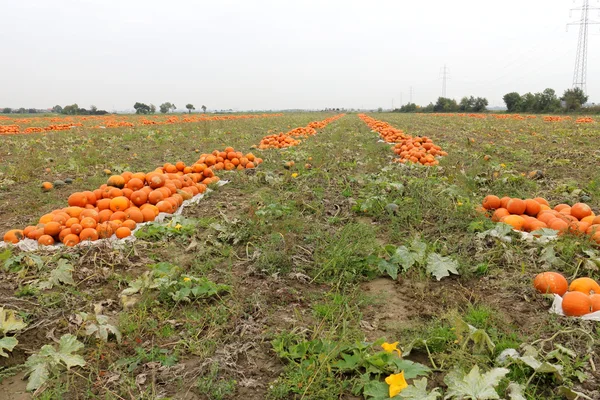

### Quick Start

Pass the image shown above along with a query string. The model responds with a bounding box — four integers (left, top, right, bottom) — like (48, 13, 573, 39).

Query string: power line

(409, 86, 413, 103)
(568, 0, 600, 93)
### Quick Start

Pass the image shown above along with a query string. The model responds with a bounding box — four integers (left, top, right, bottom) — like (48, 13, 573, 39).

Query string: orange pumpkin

(533, 272, 568, 296)
(562, 291, 592, 316)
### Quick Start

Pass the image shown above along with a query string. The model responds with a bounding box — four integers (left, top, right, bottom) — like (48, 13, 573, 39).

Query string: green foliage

(115, 346, 177, 373)
(134, 217, 197, 241)
(443, 365, 509, 399)
(370, 237, 459, 281)
(561, 88, 588, 111)
(24, 334, 86, 391)
(434, 97, 459, 112)
(196, 363, 237, 400)
(503, 88, 561, 113)
(271, 336, 429, 399)
(133, 102, 151, 114)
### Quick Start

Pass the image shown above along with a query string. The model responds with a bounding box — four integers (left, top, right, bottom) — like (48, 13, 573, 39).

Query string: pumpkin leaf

(426, 253, 459, 281)
(506, 382, 527, 400)
(399, 378, 442, 399)
(0, 336, 18, 357)
(25, 334, 86, 391)
(38, 259, 75, 290)
(0, 307, 27, 334)
(389, 358, 431, 379)
(363, 380, 392, 400)
(443, 365, 509, 400)
(557, 386, 594, 400)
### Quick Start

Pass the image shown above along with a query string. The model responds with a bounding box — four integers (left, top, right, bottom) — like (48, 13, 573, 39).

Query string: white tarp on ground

(0, 181, 228, 252)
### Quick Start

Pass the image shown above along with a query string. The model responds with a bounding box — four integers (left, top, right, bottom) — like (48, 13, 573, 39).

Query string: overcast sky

(1, 0, 598, 111)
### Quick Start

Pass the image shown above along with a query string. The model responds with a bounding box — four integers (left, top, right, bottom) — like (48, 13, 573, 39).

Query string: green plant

(24, 334, 86, 391)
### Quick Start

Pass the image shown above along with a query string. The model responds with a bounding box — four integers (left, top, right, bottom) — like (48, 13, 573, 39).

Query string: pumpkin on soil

(41, 182, 53, 192)
(571, 203, 592, 220)
(107, 175, 126, 189)
(506, 199, 527, 215)
(533, 272, 568, 296)
(562, 291, 592, 316)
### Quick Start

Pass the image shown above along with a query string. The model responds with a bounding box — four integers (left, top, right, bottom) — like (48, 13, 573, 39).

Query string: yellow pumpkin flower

(385, 372, 408, 397)
(500, 163, 506, 168)
(381, 342, 402, 357)
(291, 173, 298, 178)
(174, 223, 182, 230)
(183, 277, 191, 282)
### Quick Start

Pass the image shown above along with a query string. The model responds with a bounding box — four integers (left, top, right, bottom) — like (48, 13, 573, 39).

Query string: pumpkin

(41, 182, 54, 192)
(482, 195, 501, 210)
(502, 215, 524, 230)
(562, 291, 592, 316)
(569, 277, 600, 295)
(590, 294, 600, 312)
(506, 199, 526, 215)
(571, 203, 592, 220)
(533, 272, 568, 295)
(3, 229, 24, 244)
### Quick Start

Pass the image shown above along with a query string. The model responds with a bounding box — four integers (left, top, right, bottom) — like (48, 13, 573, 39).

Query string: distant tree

(149, 104, 156, 114)
(62, 104, 79, 115)
(377, 107, 383, 112)
(159, 102, 172, 114)
(433, 97, 459, 112)
(422, 102, 435, 113)
(17, 107, 27, 114)
(90, 105, 98, 114)
(28, 108, 37, 114)
(537, 88, 561, 113)
(2, 107, 11, 114)
(561, 87, 588, 111)
(459, 96, 475, 112)
(170, 103, 177, 113)
(473, 97, 488, 112)
(133, 102, 151, 114)
(51, 105, 63, 114)
(186, 103, 195, 113)
(399, 102, 417, 113)
(503, 92, 522, 112)
(521, 92, 536, 112)
(201, 105, 207, 113)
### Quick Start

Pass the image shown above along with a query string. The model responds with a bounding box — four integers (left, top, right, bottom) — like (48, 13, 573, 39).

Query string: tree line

(394, 96, 489, 113)
(133, 102, 207, 114)
(503, 88, 587, 113)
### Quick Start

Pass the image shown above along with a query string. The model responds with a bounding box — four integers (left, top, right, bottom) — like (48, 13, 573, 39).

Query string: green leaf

(57, 334, 86, 369)
(409, 238, 427, 264)
(25, 361, 50, 391)
(390, 246, 416, 272)
(443, 365, 509, 400)
(363, 380, 392, 400)
(539, 245, 562, 267)
(0, 307, 27, 334)
(389, 359, 431, 379)
(332, 351, 361, 371)
(0, 336, 18, 357)
(399, 378, 441, 399)
(377, 259, 399, 280)
(426, 253, 459, 281)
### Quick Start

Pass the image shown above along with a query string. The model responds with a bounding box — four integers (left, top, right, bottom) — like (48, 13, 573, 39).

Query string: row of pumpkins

(257, 114, 345, 149)
(534, 273, 600, 316)
(3, 147, 261, 247)
(481, 195, 600, 244)
(357, 114, 448, 166)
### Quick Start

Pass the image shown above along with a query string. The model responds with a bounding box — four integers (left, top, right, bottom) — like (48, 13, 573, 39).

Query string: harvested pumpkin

(480, 196, 600, 244)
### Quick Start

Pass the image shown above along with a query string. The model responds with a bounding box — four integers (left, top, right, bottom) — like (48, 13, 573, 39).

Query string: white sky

(1, 0, 598, 111)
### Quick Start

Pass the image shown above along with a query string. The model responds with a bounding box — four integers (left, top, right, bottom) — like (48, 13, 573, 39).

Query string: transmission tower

(568, 0, 600, 93)
(441, 64, 449, 97)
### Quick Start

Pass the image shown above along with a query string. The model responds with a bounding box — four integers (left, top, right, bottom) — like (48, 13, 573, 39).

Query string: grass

(0, 112, 599, 399)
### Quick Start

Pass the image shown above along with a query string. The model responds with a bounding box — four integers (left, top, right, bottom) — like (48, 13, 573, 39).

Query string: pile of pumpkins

(534, 272, 600, 316)
(2, 147, 258, 247)
(358, 114, 448, 165)
(481, 196, 600, 244)
(195, 147, 262, 171)
(257, 114, 345, 150)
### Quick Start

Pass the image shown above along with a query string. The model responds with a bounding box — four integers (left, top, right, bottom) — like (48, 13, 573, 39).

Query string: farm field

(1, 112, 600, 399)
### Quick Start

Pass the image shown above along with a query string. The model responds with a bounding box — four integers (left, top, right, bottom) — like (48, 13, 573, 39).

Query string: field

(1, 112, 599, 399)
